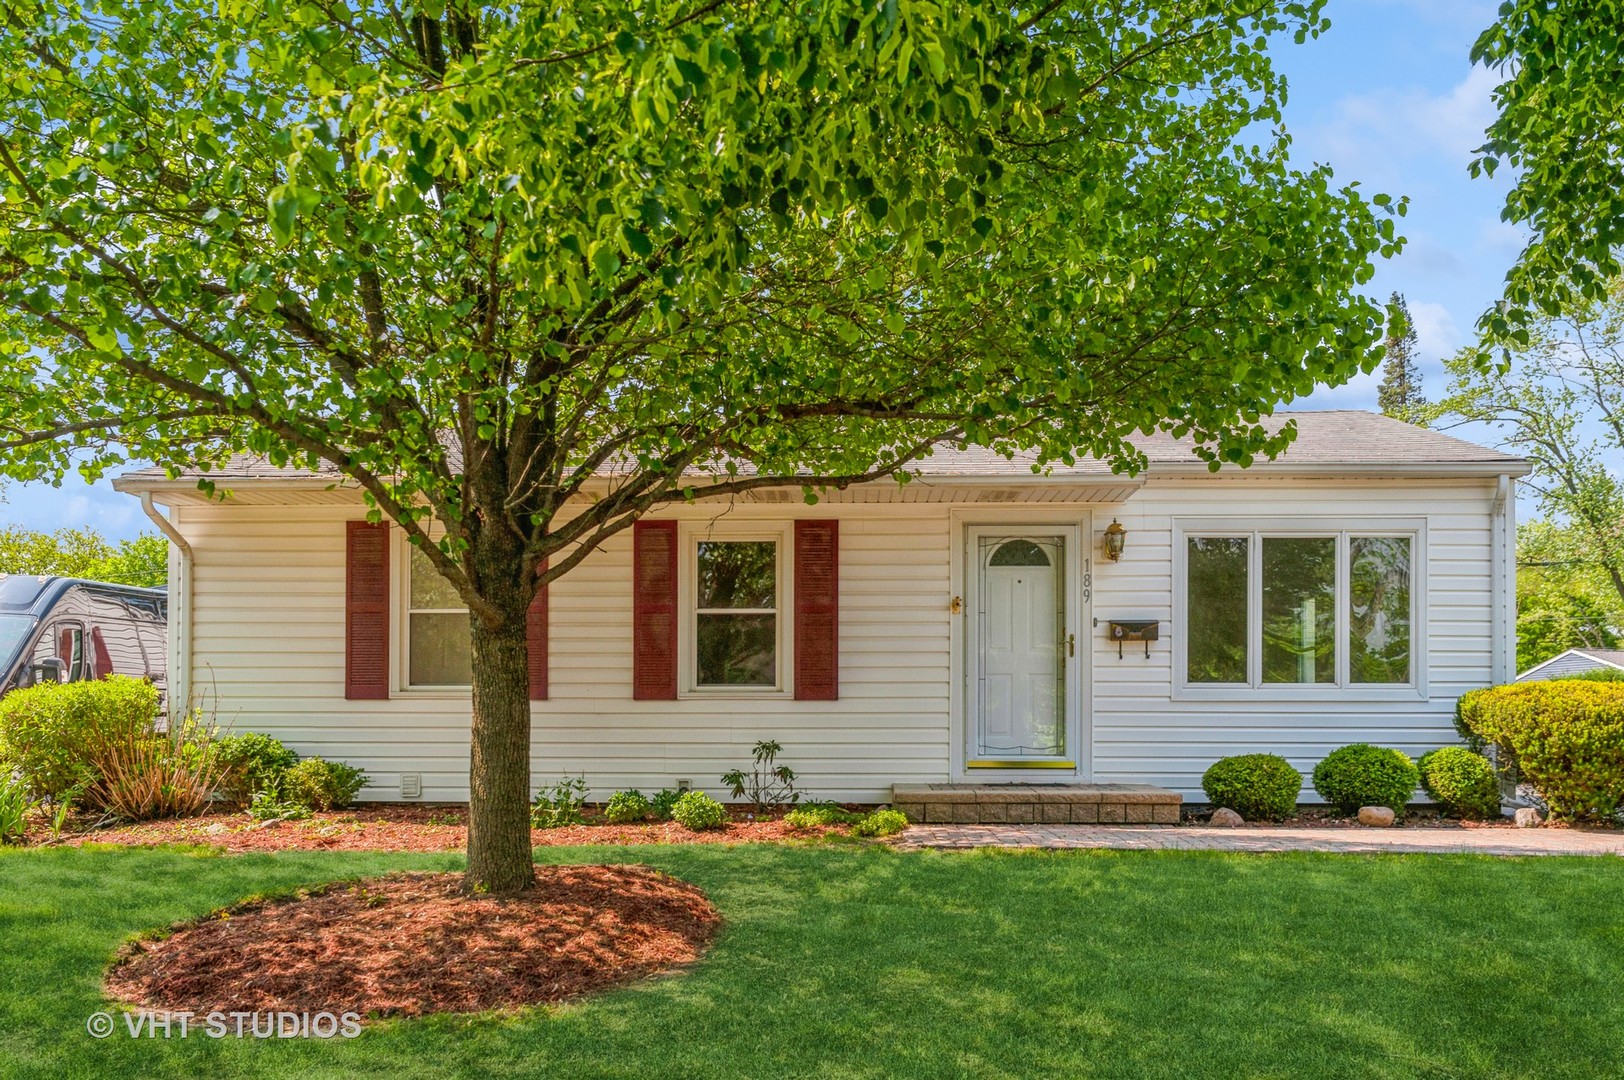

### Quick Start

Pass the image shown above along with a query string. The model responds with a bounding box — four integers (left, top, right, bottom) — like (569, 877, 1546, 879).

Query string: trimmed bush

(603, 789, 652, 824)
(0, 676, 158, 803)
(670, 790, 727, 831)
(1418, 747, 1500, 820)
(1200, 754, 1302, 822)
(852, 809, 909, 837)
(214, 731, 298, 807)
(1311, 744, 1419, 816)
(281, 757, 369, 812)
(1458, 681, 1624, 821)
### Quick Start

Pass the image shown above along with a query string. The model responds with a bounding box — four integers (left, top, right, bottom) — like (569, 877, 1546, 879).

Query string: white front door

(966, 528, 1079, 768)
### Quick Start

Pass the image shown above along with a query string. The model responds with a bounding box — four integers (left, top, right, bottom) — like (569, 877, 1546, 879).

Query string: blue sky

(1, 0, 1518, 542)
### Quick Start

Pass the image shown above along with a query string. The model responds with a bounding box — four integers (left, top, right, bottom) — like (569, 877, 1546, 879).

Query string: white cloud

(1300, 64, 1500, 189)
(1406, 299, 1461, 360)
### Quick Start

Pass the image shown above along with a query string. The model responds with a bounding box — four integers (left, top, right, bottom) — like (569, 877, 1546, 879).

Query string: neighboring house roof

(1517, 648, 1624, 682)
(111, 410, 1530, 496)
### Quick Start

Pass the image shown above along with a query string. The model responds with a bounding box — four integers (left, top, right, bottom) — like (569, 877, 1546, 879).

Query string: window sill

(1172, 684, 1429, 703)
(679, 686, 793, 701)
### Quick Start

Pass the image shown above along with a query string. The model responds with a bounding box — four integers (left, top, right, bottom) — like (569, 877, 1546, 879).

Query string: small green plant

(214, 731, 299, 807)
(784, 803, 865, 829)
(852, 809, 910, 837)
(48, 796, 72, 841)
(721, 740, 804, 813)
(0, 776, 32, 844)
(650, 788, 682, 822)
(671, 790, 727, 831)
(1201, 754, 1303, 822)
(248, 790, 312, 822)
(280, 757, 369, 812)
(603, 789, 652, 824)
(530, 774, 588, 828)
(1311, 744, 1419, 817)
(1418, 747, 1500, 820)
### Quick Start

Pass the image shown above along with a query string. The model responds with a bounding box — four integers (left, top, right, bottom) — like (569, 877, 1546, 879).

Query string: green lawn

(4, 844, 1623, 1079)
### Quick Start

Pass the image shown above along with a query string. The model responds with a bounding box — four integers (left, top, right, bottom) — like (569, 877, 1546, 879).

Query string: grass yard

(4, 843, 1623, 1079)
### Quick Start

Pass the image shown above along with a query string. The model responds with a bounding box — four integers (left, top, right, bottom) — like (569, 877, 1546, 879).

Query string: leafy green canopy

(1472, 3, 1624, 340)
(0, 526, 166, 587)
(0, 1, 1400, 606)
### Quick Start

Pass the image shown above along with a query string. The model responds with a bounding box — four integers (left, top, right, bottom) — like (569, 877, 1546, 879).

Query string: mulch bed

(1177, 806, 1613, 830)
(105, 866, 720, 1018)
(55, 805, 842, 853)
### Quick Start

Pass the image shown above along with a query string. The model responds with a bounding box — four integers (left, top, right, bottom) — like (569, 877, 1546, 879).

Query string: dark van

(0, 575, 168, 703)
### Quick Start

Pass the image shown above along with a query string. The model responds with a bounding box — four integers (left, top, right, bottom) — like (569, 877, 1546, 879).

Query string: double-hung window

(683, 525, 790, 693)
(405, 544, 472, 689)
(1178, 521, 1421, 695)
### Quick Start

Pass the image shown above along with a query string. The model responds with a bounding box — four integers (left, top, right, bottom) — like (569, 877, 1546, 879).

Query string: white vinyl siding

(167, 473, 1503, 803)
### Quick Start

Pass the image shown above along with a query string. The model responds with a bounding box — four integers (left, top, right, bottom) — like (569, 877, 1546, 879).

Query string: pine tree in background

(1378, 292, 1428, 423)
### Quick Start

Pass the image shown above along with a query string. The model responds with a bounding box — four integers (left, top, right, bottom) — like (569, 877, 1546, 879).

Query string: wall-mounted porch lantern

(1102, 519, 1127, 562)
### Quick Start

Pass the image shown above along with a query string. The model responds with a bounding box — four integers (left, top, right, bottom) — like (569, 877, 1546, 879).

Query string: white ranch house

(114, 410, 1528, 810)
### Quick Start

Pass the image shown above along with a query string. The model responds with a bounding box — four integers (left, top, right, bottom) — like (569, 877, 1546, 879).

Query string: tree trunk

(465, 598, 535, 896)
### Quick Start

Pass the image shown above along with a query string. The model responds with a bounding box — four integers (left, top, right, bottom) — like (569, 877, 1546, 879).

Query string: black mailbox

(1107, 620, 1159, 658)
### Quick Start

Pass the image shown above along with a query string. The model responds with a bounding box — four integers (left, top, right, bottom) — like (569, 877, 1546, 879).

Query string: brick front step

(892, 783, 1182, 825)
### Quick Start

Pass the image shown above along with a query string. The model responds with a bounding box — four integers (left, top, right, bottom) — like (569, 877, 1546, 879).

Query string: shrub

(0, 777, 31, 844)
(1200, 754, 1302, 822)
(530, 774, 587, 828)
(0, 676, 157, 804)
(280, 757, 369, 812)
(1311, 744, 1419, 816)
(784, 803, 865, 829)
(650, 788, 682, 822)
(248, 790, 311, 822)
(671, 790, 727, 831)
(721, 740, 804, 813)
(213, 731, 299, 807)
(82, 716, 222, 820)
(603, 789, 652, 824)
(1417, 747, 1501, 820)
(1458, 681, 1624, 821)
(852, 809, 909, 837)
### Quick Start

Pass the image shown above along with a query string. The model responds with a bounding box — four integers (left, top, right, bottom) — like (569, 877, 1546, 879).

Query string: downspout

(1490, 475, 1513, 686)
(139, 492, 192, 721)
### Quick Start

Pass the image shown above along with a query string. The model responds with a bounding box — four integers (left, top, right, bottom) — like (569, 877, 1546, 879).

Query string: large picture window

(1180, 525, 1418, 692)
(406, 544, 472, 688)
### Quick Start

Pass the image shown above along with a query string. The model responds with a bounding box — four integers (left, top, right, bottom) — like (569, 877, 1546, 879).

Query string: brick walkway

(896, 823, 1624, 857)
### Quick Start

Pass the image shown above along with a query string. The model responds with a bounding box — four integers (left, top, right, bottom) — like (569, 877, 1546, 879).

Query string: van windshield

(0, 615, 33, 674)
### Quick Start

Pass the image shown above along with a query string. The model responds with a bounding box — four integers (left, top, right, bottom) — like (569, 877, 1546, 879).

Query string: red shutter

(345, 521, 391, 700)
(528, 558, 549, 701)
(632, 520, 678, 700)
(795, 520, 839, 700)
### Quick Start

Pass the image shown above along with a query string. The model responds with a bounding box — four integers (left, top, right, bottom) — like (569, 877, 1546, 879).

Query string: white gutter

(139, 492, 192, 722)
(1490, 475, 1514, 686)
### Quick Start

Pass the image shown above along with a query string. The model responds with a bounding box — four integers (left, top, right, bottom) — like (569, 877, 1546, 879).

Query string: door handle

(1065, 633, 1076, 657)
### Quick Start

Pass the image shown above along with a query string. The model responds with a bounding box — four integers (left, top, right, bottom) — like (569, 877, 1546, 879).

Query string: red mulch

(105, 866, 720, 1018)
(58, 805, 841, 853)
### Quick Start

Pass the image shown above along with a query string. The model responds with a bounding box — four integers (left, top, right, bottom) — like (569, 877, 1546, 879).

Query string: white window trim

(394, 531, 472, 695)
(1172, 517, 1428, 702)
(678, 520, 794, 699)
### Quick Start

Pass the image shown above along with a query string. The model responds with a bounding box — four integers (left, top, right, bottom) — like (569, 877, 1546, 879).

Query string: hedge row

(1458, 680, 1624, 821)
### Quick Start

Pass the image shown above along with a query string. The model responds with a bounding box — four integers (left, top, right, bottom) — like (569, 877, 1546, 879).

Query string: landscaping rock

(1514, 807, 1545, 828)
(1208, 808, 1244, 827)
(202, 823, 227, 836)
(1357, 806, 1396, 827)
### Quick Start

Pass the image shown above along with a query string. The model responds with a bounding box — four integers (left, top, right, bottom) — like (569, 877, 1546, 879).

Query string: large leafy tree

(1516, 521, 1622, 673)
(1436, 286, 1624, 627)
(1471, 3, 1624, 339)
(0, 526, 167, 587)
(0, 1, 1400, 893)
